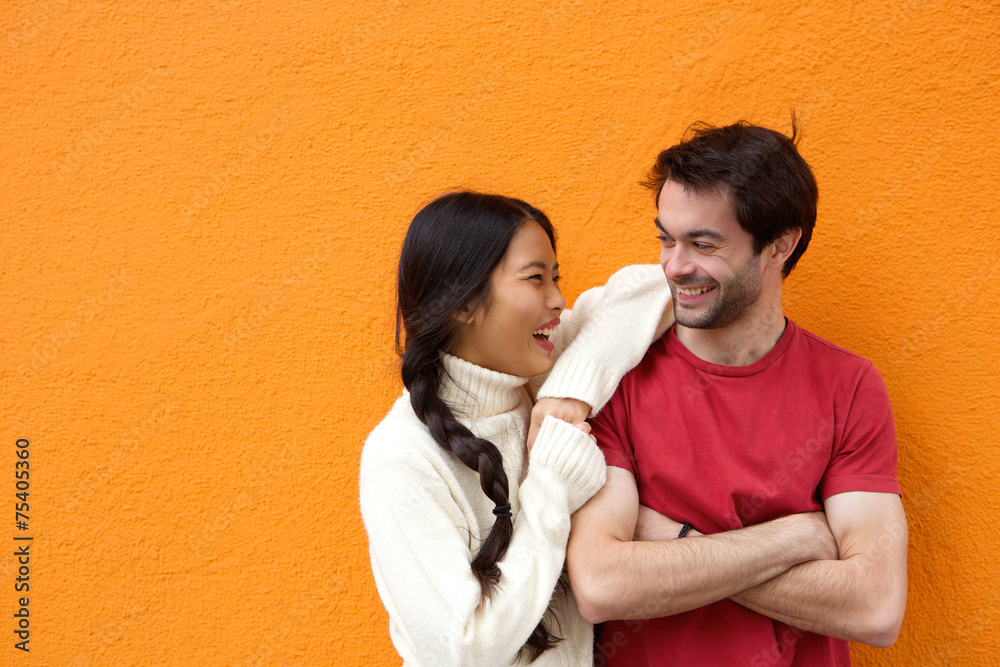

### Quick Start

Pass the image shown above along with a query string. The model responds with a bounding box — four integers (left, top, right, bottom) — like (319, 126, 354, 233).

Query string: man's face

(655, 180, 764, 330)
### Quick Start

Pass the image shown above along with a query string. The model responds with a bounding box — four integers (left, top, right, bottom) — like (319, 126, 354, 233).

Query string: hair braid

(396, 191, 563, 661)
(402, 349, 561, 661)
(402, 347, 515, 594)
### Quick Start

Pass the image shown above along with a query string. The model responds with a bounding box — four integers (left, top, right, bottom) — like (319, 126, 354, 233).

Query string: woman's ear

(450, 302, 484, 362)
(453, 303, 483, 327)
(766, 227, 802, 271)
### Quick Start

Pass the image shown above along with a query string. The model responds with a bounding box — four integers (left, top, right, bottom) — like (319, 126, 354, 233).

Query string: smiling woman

(451, 220, 567, 378)
(359, 191, 672, 666)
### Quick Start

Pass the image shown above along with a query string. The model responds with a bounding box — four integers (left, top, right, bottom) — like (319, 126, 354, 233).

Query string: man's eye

(657, 235, 675, 246)
(694, 243, 713, 251)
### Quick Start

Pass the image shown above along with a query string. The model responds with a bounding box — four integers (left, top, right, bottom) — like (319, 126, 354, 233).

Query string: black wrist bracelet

(678, 522, 693, 538)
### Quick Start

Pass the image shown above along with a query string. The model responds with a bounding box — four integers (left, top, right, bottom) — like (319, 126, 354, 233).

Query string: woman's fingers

(527, 397, 592, 451)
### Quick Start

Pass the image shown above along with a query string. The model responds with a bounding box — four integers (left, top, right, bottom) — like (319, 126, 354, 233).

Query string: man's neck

(674, 292, 787, 366)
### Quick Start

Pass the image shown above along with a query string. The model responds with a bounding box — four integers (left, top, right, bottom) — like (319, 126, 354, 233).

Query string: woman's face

(451, 221, 566, 378)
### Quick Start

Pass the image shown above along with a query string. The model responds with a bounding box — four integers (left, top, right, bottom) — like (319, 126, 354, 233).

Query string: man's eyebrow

(683, 228, 727, 242)
(654, 219, 726, 242)
(519, 261, 559, 272)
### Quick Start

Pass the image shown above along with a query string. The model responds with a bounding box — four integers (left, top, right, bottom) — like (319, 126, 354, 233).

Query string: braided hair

(395, 191, 561, 661)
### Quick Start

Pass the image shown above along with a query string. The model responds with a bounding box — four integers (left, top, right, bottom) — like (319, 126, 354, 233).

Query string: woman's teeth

(532, 326, 557, 341)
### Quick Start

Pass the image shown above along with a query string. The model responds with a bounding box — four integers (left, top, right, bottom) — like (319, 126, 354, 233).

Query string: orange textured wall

(2, 1, 998, 664)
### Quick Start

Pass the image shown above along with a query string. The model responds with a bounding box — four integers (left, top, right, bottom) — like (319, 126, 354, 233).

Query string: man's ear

(765, 227, 803, 271)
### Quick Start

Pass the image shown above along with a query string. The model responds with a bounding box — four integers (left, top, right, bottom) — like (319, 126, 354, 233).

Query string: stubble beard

(671, 252, 763, 330)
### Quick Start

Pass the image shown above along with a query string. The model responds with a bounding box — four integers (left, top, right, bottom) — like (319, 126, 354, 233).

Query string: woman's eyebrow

(518, 261, 558, 272)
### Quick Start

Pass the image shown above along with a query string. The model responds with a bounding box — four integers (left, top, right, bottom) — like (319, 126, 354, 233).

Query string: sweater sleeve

(534, 264, 671, 415)
(359, 416, 605, 667)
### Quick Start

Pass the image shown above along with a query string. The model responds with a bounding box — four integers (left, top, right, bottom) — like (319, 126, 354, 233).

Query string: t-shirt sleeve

(820, 364, 902, 500)
(588, 381, 639, 476)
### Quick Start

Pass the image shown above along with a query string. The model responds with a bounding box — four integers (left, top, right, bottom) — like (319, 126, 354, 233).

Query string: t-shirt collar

(665, 319, 797, 376)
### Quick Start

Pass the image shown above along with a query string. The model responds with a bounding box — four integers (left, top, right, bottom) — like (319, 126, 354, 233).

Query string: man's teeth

(678, 286, 715, 296)
(532, 326, 558, 339)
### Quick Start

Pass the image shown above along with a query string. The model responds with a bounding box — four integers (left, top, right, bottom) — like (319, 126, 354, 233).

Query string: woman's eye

(530, 274, 543, 281)
(552, 275, 561, 284)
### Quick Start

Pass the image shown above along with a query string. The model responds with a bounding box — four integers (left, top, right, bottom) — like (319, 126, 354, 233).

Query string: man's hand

(634, 505, 702, 541)
(787, 511, 840, 562)
(527, 397, 591, 451)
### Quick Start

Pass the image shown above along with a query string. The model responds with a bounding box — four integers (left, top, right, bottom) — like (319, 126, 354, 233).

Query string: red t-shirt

(590, 320, 900, 667)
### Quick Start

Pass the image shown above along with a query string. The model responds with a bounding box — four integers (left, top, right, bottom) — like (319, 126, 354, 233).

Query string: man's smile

(676, 286, 716, 296)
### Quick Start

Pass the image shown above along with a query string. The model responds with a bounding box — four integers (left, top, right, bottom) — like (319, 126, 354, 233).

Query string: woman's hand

(634, 505, 703, 541)
(527, 397, 591, 452)
(572, 420, 596, 442)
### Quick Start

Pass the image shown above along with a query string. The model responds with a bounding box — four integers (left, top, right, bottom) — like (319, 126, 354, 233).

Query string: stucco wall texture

(2, 0, 998, 664)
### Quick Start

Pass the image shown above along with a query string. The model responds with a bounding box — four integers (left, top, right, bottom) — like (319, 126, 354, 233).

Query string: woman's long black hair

(395, 191, 561, 662)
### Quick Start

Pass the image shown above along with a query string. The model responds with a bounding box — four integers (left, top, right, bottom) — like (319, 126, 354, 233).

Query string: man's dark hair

(644, 119, 818, 277)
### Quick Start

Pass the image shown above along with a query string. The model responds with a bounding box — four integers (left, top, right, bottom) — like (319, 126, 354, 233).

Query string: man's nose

(662, 246, 696, 279)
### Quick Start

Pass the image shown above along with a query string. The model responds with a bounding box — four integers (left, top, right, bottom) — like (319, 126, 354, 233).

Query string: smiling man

(564, 121, 908, 666)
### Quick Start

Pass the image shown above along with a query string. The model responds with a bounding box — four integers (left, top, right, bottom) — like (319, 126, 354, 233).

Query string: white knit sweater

(359, 265, 670, 666)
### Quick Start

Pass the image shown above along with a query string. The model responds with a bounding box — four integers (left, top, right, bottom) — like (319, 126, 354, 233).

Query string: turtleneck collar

(438, 353, 529, 419)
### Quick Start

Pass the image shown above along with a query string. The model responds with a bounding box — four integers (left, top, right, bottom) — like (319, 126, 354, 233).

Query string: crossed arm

(729, 491, 908, 647)
(567, 466, 908, 647)
(566, 466, 838, 622)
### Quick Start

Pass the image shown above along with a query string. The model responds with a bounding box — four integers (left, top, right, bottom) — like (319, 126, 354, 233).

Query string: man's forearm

(731, 498, 908, 648)
(570, 513, 833, 623)
(732, 555, 902, 647)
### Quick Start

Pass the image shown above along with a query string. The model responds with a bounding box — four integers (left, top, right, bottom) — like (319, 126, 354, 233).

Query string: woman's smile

(532, 318, 560, 350)
(452, 221, 566, 377)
